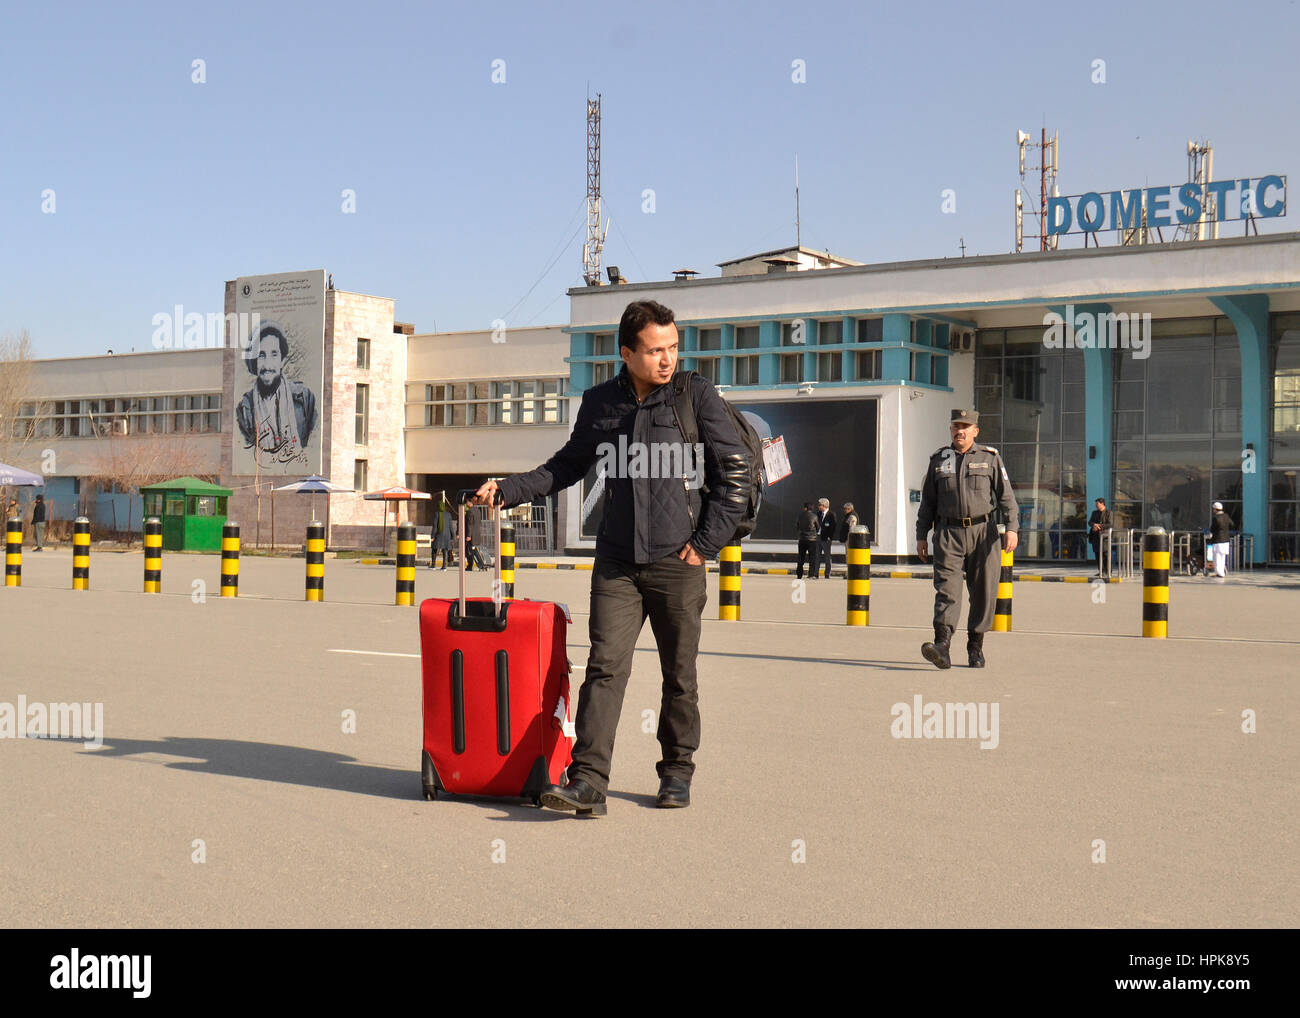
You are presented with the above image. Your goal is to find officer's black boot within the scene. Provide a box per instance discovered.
[921,624,953,670]
[967,631,986,668]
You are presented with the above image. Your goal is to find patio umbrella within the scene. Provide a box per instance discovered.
[1,462,44,519]
[271,475,353,545]
[364,485,432,553]
[0,462,44,487]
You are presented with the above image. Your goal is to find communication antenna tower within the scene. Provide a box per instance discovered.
[583,93,605,286]
[1015,127,1059,252]
[1174,140,1217,243]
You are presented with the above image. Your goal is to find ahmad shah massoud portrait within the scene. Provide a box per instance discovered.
[235,319,318,469]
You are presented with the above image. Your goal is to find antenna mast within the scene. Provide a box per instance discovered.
[795,155,801,250]
[583,93,603,286]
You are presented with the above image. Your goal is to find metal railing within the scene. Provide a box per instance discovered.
[476,503,553,553]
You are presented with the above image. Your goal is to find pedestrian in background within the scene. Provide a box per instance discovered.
[815,497,836,579]
[1088,497,1111,577]
[1208,500,1233,581]
[31,494,47,551]
[429,491,453,569]
[795,501,819,579]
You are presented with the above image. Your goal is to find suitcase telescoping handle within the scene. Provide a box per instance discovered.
[455,488,503,620]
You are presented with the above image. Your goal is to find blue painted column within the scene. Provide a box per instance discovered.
[1211,294,1269,563]
[720,324,735,386]
[569,332,593,393]
[841,314,856,381]
[759,320,780,386]
[803,316,817,382]
[882,314,911,383]
[680,324,698,372]
[932,323,950,387]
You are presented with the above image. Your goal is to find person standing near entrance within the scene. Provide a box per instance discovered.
[1208,500,1233,581]
[816,498,836,578]
[795,502,819,579]
[1088,497,1112,577]
[31,494,47,551]
[915,409,1019,669]
[429,491,453,569]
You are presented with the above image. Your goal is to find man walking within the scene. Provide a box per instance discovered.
[816,497,836,578]
[472,299,749,816]
[31,494,47,551]
[1208,500,1233,581]
[915,409,1019,669]
[795,502,819,579]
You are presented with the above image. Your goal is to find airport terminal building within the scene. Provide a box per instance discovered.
[7,232,1300,564]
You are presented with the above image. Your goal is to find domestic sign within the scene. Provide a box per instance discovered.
[1046,176,1285,236]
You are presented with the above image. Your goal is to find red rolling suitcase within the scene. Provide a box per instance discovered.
[419,496,574,803]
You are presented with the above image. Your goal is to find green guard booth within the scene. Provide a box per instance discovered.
[140,477,233,551]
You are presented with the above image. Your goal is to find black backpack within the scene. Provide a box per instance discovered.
[670,370,765,542]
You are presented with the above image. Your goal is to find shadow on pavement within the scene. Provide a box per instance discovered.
[74,736,414,800]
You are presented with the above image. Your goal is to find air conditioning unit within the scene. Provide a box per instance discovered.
[111,419,129,435]
[949,329,975,353]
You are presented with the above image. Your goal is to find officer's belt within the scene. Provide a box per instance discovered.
[939,513,992,528]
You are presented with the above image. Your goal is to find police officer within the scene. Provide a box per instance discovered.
[915,409,1019,669]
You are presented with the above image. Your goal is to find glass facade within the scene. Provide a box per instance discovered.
[1269,313,1300,562]
[976,315,1253,561]
[974,327,1087,559]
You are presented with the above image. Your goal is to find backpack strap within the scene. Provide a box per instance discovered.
[671,370,699,447]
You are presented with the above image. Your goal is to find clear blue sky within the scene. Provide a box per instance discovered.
[2,0,1297,357]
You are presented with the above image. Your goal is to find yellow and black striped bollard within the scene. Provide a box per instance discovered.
[991,530,1013,632]
[501,522,515,599]
[220,523,240,597]
[72,517,90,590]
[144,517,162,593]
[1141,527,1170,638]
[5,518,21,588]
[718,542,741,621]
[305,521,325,602]
[846,525,870,625]
[395,522,416,606]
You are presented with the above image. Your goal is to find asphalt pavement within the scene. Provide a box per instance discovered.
[0,549,1295,927]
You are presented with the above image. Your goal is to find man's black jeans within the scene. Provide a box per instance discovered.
[568,552,708,794]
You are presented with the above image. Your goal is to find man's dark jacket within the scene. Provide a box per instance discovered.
[817,509,837,542]
[797,509,819,539]
[1210,510,1232,544]
[497,366,749,562]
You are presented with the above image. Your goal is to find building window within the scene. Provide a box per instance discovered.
[857,319,883,343]
[818,320,843,346]
[733,326,760,386]
[817,351,843,382]
[355,384,369,445]
[408,378,568,427]
[15,392,220,439]
[354,459,368,492]
[855,350,881,381]
[357,337,371,369]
